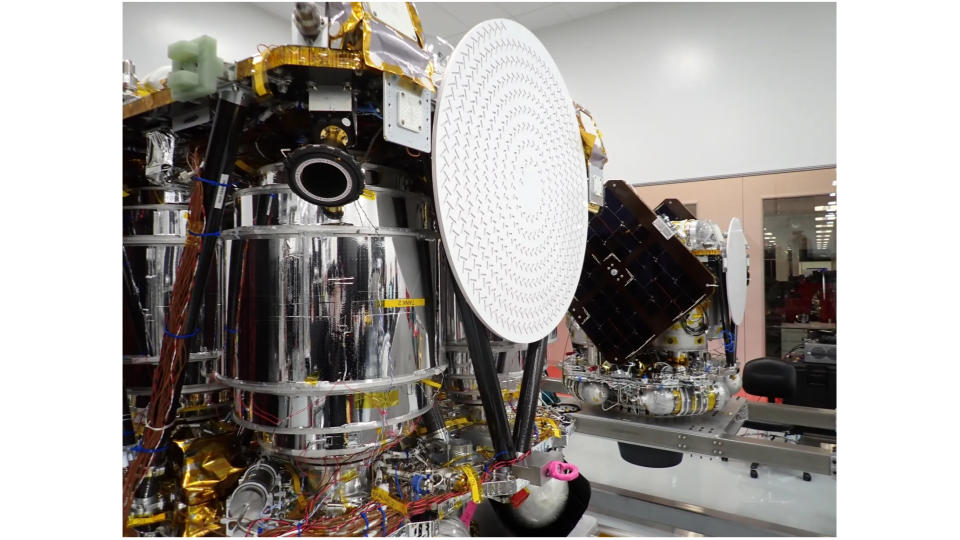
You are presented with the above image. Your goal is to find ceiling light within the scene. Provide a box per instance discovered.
[830,192,836,196]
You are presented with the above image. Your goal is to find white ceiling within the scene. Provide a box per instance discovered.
[252,2,625,43]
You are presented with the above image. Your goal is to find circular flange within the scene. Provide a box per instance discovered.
[432,19,588,343]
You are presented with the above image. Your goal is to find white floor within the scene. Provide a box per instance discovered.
[564,432,837,536]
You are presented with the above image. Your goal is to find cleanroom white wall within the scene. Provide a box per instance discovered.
[123,3,289,76]
[534,2,836,184]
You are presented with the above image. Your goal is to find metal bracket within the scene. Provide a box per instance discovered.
[382,72,432,152]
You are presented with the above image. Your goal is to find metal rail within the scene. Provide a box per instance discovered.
[541,377,836,475]
[589,482,828,537]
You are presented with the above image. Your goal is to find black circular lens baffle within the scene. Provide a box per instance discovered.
[285,144,363,207]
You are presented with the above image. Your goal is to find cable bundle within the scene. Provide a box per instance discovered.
[121,180,206,531]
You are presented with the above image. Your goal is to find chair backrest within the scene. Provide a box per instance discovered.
[743,357,797,401]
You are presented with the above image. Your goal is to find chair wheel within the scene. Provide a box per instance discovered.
[802,472,812,482]
[750,469,758,479]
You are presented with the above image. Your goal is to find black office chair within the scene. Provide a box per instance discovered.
[742,358,811,481]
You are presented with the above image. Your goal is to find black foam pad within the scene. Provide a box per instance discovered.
[617,442,684,468]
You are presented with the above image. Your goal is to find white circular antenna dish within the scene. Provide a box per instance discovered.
[432,19,588,343]
[725,218,748,326]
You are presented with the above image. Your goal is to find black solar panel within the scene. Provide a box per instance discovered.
[570,181,716,363]
[654,198,696,220]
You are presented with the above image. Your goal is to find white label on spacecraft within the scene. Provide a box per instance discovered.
[214,174,229,209]
[654,216,675,240]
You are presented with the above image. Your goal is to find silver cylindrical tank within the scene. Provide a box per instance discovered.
[122,185,228,424]
[217,182,443,463]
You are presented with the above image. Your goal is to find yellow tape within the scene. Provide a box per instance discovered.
[544,418,562,439]
[372,487,408,515]
[445,417,470,428]
[178,404,211,414]
[361,188,377,200]
[357,390,399,409]
[127,513,169,527]
[380,298,425,308]
[253,57,270,96]
[234,160,256,174]
[305,375,319,386]
[421,378,442,389]
[460,465,482,503]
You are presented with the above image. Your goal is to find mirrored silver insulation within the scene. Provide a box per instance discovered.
[217,183,444,463]
[122,186,227,421]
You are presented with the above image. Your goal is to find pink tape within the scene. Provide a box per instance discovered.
[460,501,478,526]
[543,460,580,482]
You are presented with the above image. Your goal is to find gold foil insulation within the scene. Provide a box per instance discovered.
[575,103,609,171]
[172,424,246,536]
[124,3,434,119]
[122,88,174,120]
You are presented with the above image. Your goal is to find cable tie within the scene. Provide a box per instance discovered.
[360,511,370,537]
[187,229,221,238]
[131,441,169,454]
[378,506,387,536]
[224,326,239,334]
[164,327,199,339]
[194,175,234,188]
[143,420,176,432]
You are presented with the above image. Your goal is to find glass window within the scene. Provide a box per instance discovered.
[763,194,836,358]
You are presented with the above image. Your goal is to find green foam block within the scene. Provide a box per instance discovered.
[167,35,224,102]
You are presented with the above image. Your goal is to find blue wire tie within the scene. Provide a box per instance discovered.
[723,330,737,352]
[164,327,199,339]
[194,176,233,188]
[224,326,239,335]
[297,522,302,537]
[131,442,169,454]
[378,506,387,536]
[360,512,370,537]
[187,229,221,238]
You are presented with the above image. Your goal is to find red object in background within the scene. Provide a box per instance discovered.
[784,274,836,323]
